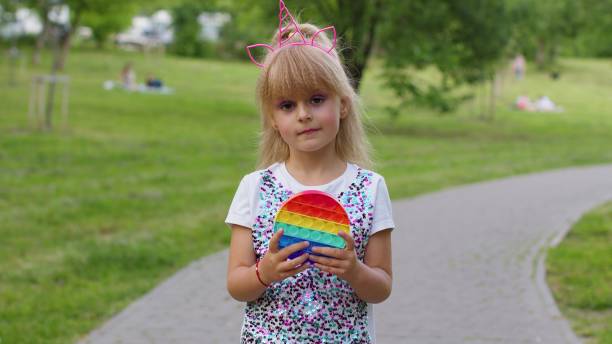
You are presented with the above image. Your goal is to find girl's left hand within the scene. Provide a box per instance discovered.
[309,231,361,283]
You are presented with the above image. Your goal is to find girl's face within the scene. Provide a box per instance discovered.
[270,90,347,154]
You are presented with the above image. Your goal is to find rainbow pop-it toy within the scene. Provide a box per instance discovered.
[273,190,350,260]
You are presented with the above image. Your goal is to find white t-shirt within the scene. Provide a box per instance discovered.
[225,161,395,235]
[225,161,395,342]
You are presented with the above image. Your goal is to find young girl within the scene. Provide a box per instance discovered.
[225,2,394,342]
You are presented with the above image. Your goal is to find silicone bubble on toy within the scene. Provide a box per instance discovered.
[273,190,350,264]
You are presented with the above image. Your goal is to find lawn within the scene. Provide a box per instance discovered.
[547,201,612,344]
[1,47,611,343]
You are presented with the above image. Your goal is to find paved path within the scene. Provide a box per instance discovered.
[79,164,612,344]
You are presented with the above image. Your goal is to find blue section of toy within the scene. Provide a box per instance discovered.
[279,235,338,261]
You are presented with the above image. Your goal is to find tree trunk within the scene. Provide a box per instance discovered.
[479,81,487,120]
[32,1,50,66]
[54,9,81,71]
[336,0,382,92]
[488,73,499,121]
[8,42,18,86]
[45,30,65,130]
[536,38,546,70]
[46,24,72,128]
[54,29,72,71]
[33,30,47,66]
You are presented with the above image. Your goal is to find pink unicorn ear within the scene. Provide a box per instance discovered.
[278,0,306,47]
[311,26,337,54]
[244,1,338,68]
[246,44,274,68]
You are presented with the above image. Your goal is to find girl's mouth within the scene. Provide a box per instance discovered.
[299,128,320,135]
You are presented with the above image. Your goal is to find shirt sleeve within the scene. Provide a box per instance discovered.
[224,174,253,230]
[371,176,395,235]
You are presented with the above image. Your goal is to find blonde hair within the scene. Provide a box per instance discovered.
[254,23,374,170]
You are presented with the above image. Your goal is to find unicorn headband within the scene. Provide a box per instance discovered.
[246,0,337,68]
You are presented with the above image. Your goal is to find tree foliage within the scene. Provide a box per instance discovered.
[506,0,587,69]
[81,2,137,47]
[232,0,512,112]
[15,0,610,116]
[26,0,144,69]
[169,0,220,58]
[379,0,511,113]
[170,2,205,57]
[573,0,612,57]
[0,0,18,26]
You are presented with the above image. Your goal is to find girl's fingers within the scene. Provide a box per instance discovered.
[279,252,310,271]
[268,229,284,254]
[311,246,343,259]
[338,231,355,251]
[314,263,342,275]
[279,240,310,261]
[284,261,310,277]
[309,254,342,268]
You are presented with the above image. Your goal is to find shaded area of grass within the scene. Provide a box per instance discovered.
[0,48,612,343]
[547,202,612,343]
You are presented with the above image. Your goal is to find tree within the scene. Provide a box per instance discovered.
[30,0,56,65]
[216,3,265,59]
[28,0,141,130]
[1,0,21,86]
[29,0,143,71]
[378,0,511,114]
[170,2,205,57]
[572,0,612,57]
[81,3,136,48]
[170,0,221,58]
[0,0,18,26]
[507,0,587,70]
[307,0,382,91]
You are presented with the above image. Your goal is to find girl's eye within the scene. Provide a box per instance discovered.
[311,95,326,104]
[279,101,294,111]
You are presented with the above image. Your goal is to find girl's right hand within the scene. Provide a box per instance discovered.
[258,229,310,285]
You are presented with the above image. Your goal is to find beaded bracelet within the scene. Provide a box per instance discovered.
[255,260,269,287]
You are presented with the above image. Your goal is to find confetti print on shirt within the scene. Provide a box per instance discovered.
[241,166,376,343]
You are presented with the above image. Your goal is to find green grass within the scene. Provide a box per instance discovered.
[547,202,612,344]
[0,47,611,343]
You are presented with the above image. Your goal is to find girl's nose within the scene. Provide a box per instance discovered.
[296,103,312,121]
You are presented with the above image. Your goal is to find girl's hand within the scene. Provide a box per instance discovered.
[258,229,310,285]
[309,231,361,283]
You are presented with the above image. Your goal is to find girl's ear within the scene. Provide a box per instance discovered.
[340,97,349,119]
